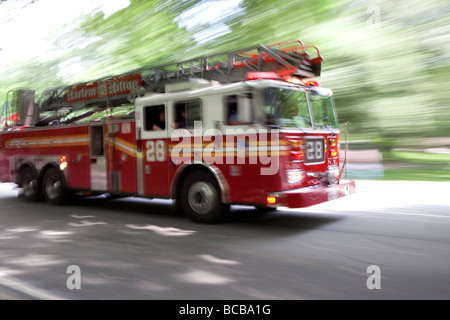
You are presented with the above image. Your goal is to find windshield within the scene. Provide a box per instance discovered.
[309,93,339,129]
[261,87,338,129]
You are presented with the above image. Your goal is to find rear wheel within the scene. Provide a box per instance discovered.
[20,168,41,201]
[180,171,229,223]
[42,167,69,205]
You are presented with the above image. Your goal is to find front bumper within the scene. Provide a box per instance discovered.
[268,180,356,208]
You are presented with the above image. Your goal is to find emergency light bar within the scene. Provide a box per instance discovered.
[246,72,321,88]
[304,80,320,87]
[245,72,281,81]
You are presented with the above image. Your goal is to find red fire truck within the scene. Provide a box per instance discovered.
[0,40,355,223]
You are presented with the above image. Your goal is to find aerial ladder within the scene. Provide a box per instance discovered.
[33,40,323,115]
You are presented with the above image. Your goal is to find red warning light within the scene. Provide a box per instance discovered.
[267,196,278,205]
[304,80,319,87]
[246,72,281,80]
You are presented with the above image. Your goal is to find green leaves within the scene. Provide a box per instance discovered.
[1,0,449,139]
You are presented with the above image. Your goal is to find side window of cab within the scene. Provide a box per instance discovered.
[225,94,253,125]
[172,99,202,129]
[144,104,166,131]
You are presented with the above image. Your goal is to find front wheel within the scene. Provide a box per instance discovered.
[42,167,69,205]
[180,171,229,223]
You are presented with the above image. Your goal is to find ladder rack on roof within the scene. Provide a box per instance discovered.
[39,40,322,111]
[139,40,322,89]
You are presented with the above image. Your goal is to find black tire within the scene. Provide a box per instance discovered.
[20,167,41,201]
[180,171,229,223]
[170,198,184,216]
[42,167,69,205]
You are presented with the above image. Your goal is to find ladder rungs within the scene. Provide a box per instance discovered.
[39,40,322,111]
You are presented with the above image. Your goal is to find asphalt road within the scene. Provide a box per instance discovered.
[1,180,450,300]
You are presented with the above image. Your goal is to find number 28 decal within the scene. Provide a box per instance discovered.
[146,140,165,162]
[305,140,324,162]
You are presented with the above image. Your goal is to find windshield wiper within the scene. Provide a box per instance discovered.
[315,124,332,128]
[314,123,338,130]
[314,124,338,136]
[279,121,309,135]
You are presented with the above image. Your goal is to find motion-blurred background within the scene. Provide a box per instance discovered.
[1,0,449,181]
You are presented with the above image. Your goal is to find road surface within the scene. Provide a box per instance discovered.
[1,180,450,300]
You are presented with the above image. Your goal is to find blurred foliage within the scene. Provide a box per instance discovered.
[382,150,450,182]
[1,0,449,145]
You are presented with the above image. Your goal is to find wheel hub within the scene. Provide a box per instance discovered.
[23,178,37,197]
[46,179,62,200]
[188,181,216,215]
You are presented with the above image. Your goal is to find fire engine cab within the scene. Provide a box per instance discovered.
[0,40,355,223]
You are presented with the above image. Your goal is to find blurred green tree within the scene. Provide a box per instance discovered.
[1,0,449,145]
[208,0,450,144]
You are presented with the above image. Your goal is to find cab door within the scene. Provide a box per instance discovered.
[135,103,170,197]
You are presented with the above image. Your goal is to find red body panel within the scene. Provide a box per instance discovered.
[106,121,138,193]
[0,120,354,208]
[282,180,355,208]
[142,138,170,197]
[0,125,90,188]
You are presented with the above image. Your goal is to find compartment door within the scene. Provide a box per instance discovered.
[90,125,107,191]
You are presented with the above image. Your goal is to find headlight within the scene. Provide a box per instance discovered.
[287,169,305,184]
[325,166,340,184]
